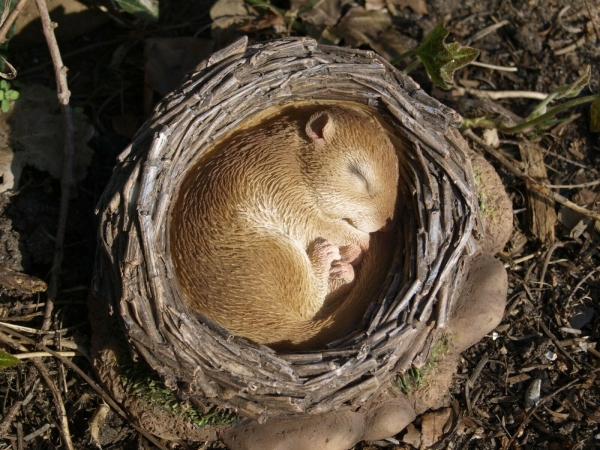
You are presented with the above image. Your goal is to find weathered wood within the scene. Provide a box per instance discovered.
[519,144,556,244]
[94,37,479,419]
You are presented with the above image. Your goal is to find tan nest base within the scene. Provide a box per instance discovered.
[93,37,479,420]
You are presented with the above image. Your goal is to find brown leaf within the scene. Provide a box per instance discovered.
[420,408,452,448]
[392,0,428,14]
[336,7,391,48]
[297,0,342,27]
[238,12,285,32]
[7,85,94,188]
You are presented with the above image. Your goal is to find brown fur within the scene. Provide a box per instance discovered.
[170,106,399,350]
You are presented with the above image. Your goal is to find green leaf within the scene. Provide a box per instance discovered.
[0,90,4,101]
[590,98,600,133]
[6,90,18,100]
[0,80,7,90]
[554,65,591,100]
[527,66,592,120]
[111,0,158,20]
[414,23,480,90]
[0,350,20,370]
[1,99,9,113]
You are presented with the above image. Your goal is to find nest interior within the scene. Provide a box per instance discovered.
[94,36,479,421]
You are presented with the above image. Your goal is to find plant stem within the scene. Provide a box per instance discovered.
[390,49,418,65]
[499,94,597,134]
[0,0,29,44]
[34,0,76,332]
[402,59,422,74]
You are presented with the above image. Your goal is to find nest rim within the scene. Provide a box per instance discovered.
[94,36,479,420]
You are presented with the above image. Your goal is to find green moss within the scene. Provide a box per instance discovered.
[392,334,450,394]
[473,170,496,219]
[120,363,237,428]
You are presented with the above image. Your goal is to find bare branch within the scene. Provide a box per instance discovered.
[33,0,76,331]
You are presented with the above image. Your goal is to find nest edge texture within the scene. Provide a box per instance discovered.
[93,36,480,420]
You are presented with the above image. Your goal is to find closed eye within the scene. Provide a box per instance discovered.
[349,165,371,193]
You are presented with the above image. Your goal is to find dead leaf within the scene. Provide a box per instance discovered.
[335,7,410,61]
[210,0,255,45]
[420,407,452,449]
[238,12,286,33]
[392,0,428,14]
[210,0,251,20]
[294,0,342,27]
[144,38,215,97]
[402,422,421,447]
[89,403,110,447]
[3,84,94,192]
[336,7,391,48]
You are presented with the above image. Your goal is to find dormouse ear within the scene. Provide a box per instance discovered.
[306,110,334,143]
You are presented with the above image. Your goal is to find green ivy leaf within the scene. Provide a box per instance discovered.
[0,90,4,101]
[111,0,158,20]
[590,97,600,133]
[554,65,591,100]
[415,23,480,90]
[1,98,9,113]
[6,90,18,100]
[0,350,20,370]
[0,80,7,90]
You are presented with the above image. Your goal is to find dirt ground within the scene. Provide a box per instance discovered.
[0,0,599,448]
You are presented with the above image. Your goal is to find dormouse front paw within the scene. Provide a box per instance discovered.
[308,238,342,278]
[339,244,363,266]
[329,260,355,283]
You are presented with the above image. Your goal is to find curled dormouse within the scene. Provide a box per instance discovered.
[170,105,399,350]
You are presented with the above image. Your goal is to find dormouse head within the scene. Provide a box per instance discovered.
[303,106,399,233]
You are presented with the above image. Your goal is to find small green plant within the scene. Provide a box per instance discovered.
[392,23,480,90]
[461,66,600,134]
[0,79,19,113]
[392,335,450,394]
[121,363,237,427]
[0,350,21,371]
[391,23,599,134]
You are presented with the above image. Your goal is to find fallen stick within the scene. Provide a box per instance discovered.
[463,129,600,223]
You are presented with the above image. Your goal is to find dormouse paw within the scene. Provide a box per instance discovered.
[308,239,341,274]
[339,244,363,266]
[329,260,355,283]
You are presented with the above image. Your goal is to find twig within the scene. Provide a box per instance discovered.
[546,179,600,189]
[466,19,510,44]
[538,242,565,289]
[0,399,23,437]
[464,129,600,222]
[469,61,518,72]
[501,140,598,173]
[566,268,598,306]
[506,377,583,449]
[0,323,170,450]
[554,36,586,56]
[0,0,29,44]
[31,360,74,450]
[14,351,79,359]
[33,0,76,332]
[23,424,51,442]
[453,87,547,100]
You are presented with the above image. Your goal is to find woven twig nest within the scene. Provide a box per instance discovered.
[94,37,479,421]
